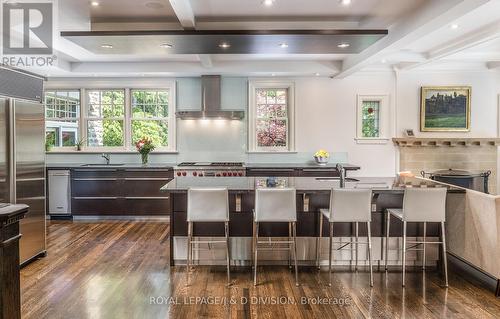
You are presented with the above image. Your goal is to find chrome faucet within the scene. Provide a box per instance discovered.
[336,163,346,188]
[101,153,110,165]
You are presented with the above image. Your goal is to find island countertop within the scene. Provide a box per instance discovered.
[160,176,462,193]
[244,162,360,170]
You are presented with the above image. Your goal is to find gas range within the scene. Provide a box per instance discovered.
[174,162,245,177]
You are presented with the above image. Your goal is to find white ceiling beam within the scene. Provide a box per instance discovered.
[198,55,213,68]
[486,61,500,69]
[334,0,491,78]
[168,0,196,29]
[401,20,500,70]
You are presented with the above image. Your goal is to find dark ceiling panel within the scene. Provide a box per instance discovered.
[61,29,387,55]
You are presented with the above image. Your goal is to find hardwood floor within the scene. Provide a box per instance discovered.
[20,220,500,319]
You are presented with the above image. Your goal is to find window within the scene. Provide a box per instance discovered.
[86,90,125,147]
[44,90,80,148]
[356,95,390,143]
[361,100,380,138]
[249,81,295,152]
[44,85,176,152]
[131,90,171,148]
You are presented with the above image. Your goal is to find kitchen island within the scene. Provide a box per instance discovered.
[162,176,461,267]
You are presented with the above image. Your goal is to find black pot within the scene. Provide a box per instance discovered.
[421,169,491,193]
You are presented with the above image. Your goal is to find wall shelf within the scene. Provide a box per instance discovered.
[392,138,500,147]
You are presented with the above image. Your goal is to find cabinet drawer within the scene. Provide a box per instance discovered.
[246,168,299,177]
[122,168,173,178]
[299,169,339,177]
[72,179,119,197]
[72,169,120,179]
[123,198,170,215]
[72,198,122,215]
[122,178,172,197]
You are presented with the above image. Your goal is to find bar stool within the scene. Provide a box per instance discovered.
[253,188,299,286]
[186,188,230,286]
[317,189,373,287]
[385,187,448,287]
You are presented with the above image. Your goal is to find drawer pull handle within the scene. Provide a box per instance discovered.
[124,197,169,200]
[73,197,118,200]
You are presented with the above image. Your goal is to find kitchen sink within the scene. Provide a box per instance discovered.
[80,163,125,167]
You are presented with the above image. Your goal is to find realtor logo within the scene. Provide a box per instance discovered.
[2,2,53,55]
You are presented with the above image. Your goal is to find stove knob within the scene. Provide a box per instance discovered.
[182,172,187,176]
[227,172,233,176]
[222,172,227,177]
[193,172,197,176]
[216,173,221,177]
[176,172,182,176]
[199,173,203,177]
[238,172,243,176]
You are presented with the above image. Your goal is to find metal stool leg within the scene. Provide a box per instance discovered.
[288,222,292,269]
[292,221,299,286]
[367,221,373,287]
[423,222,427,270]
[402,221,407,287]
[317,213,323,270]
[441,221,449,287]
[328,222,333,286]
[186,221,193,285]
[355,222,359,271]
[251,221,255,270]
[253,222,259,286]
[225,221,231,286]
[385,212,390,271]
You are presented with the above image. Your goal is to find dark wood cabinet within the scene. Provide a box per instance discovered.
[246,167,340,177]
[70,167,173,216]
[0,204,28,319]
[246,168,300,176]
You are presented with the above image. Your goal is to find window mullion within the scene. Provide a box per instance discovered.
[124,88,131,150]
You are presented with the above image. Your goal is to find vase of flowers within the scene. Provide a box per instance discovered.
[135,137,155,165]
[314,149,330,165]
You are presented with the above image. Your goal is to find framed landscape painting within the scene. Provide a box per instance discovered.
[420,86,471,131]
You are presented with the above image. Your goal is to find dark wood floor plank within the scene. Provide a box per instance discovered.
[20,220,500,319]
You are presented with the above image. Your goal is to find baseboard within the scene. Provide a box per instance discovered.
[448,252,498,296]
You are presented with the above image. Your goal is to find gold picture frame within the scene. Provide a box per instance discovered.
[420,86,471,132]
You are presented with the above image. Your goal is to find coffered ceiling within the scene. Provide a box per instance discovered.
[32,0,500,77]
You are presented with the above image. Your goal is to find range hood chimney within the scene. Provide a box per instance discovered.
[176,75,245,120]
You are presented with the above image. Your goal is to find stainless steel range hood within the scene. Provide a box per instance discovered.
[176,75,244,120]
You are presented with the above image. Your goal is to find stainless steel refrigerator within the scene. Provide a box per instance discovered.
[0,66,46,265]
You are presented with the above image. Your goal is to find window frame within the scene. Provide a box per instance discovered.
[130,88,175,151]
[84,88,127,151]
[248,80,296,152]
[355,94,390,144]
[44,83,176,153]
[44,89,81,151]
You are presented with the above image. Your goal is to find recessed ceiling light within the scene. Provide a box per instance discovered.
[337,43,350,48]
[271,73,276,76]
[450,24,459,30]
[339,0,352,5]
[91,1,99,7]
[315,73,320,76]
[279,43,289,48]
[101,44,113,49]
[381,59,387,63]
[219,42,231,49]
[160,43,173,48]
[262,0,275,6]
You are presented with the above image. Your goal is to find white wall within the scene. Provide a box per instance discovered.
[292,74,396,177]
[396,70,500,137]
[45,69,500,177]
